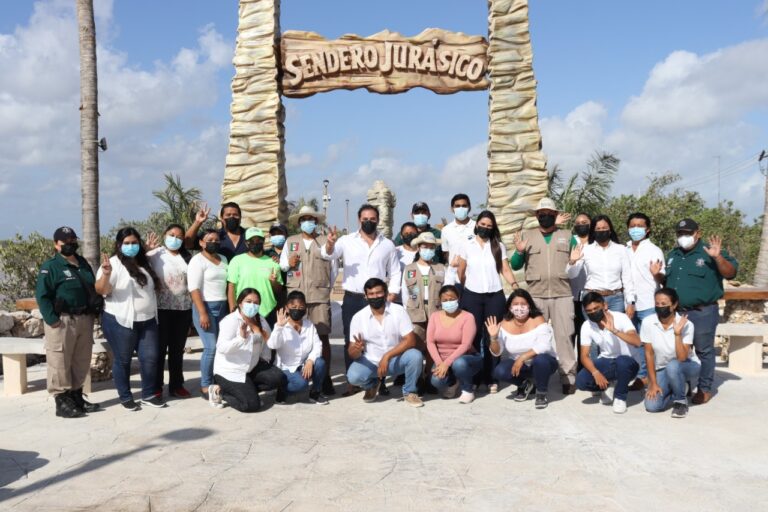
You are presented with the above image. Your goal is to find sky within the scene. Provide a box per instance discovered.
[0,0,767,238]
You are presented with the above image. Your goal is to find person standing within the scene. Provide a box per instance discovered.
[185,202,247,262]
[393,202,444,263]
[570,213,591,369]
[440,194,476,266]
[266,222,289,311]
[510,198,577,394]
[665,218,737,405]
[35,226,101,418]
[395,222,420,273]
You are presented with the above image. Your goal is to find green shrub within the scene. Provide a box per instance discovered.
[0,232,55,309]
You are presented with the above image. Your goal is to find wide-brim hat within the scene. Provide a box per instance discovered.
[529,197,560,214]
[410,231,441,248]
[289,205,326,224]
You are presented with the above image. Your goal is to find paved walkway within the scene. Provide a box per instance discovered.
[1,343,767,511]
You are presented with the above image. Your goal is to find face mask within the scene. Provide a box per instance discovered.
[361,220,378,235]
[241,302,260,318]
[413,214,429,227]
[270,235,286,248]
[628,227,647,242]
[677,235,695,250]
[300,220,317,235]
[165,235,182,251]
[475,227,493,240]
[60,242,79,257]
[511,305,529,320]
[587,309,605,323]
[453,207,469,221]
[224,217,240,232]
[574,224,590,237]
[249,242,264,254]
[204,241,220,254]
[288,308,306,321]
[594,230,611,243]
[367,295,386,310]
[537,214,556,229]
[121,243,140,258]
[442,300,459,314]
[655,306,673,319]
[419,248,436,261]
[402,233,417,246]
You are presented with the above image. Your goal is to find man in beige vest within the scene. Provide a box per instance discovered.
[510,198,578,394]
[280,206,337,395]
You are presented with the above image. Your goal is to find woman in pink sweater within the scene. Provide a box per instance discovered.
[426,285,480,403]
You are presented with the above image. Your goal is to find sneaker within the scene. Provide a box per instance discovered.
[561,384,576,395]
[671,402,688,418]
[442,381,460,399]
[140,395,168,408]
[513,380,535,402]
[612,398,627,414]
[404,393,424,408]
[378,379,390,396]
[208,384,223,409]
[458,391,475,404]
[121,399,141,411]
[535,393,549,409]
[170,387,191,399]
[691,390,712,405]
[600,384,615,405]
[488,383,499,394]
[322,375,336,396]
[363,387,378,403]
[308,391,329,405]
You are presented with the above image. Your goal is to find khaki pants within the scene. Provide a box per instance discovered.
[43,314,94,395]
[533,297,576,385]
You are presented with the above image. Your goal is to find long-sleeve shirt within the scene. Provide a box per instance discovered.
[626,239,665,311]
[214,311,271,383]
[320,231,401,294]
[566,241,636,305]
[266,320,323,372]
[425,310,477,366]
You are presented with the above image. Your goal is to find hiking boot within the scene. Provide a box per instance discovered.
[404,393,424,408]
[309,391,329,405]
[671,402,689,418]
[140,395,168,408]
[121,399,141,411]
[363,387,378,403]
[513,380,535,402]
[535,393,549,409]
[71,389,100,413]
[55,392,85,418]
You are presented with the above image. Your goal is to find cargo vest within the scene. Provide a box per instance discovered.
[523,228,572,298]
[284,234,332,304]
[403,261,447,323]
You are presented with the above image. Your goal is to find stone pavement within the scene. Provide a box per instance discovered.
[1,342,768,512]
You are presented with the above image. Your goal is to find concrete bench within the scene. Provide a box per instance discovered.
[716,323,767,374]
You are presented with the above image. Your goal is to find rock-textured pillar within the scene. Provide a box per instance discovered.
[367,180,397,239]
[222,0,288,228]
[487,0,547,245]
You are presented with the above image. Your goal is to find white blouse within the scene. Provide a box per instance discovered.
[214,311,272,383]
[187,253,228,302]
[456,236,508,293]
[97,255,157,329]
[491,322,558,360]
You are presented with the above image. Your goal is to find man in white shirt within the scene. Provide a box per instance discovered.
[575,292,641,414]
[346,278,424,407]
[440,193,476,265]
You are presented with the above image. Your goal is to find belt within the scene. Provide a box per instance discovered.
[680,302,717,312]
[585,288,623,297]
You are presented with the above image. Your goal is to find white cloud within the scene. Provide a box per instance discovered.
[286,152,313,169]
[440,142,487,190]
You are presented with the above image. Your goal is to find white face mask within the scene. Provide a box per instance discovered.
[677,235,695,250]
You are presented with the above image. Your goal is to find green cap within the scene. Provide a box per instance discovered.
[245,227,265,240]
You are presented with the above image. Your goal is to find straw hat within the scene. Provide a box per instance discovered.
[289,205,326,224]
[410,231,441,248]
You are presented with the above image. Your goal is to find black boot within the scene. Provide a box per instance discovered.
[72,388,101,413]
[55,392,85,418]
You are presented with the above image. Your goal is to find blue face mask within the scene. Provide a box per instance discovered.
[164,235,182,251]
[442,300,459,314]
[121,243,140,258]
[628,227,647,242]
[270,235,286,248]
[454,207,469,221]
[419,248,436,262]
[241,302,260,318]
[300,220,317,235]
[413,213,429,227]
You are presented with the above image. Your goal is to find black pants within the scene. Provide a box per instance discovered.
[214,360,286,412]
[156,309,192,391]
[573,299,587,371]
[460,289,506,386]
[341,291,369,370]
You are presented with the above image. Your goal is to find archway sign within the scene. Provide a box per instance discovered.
[222,0,547,245]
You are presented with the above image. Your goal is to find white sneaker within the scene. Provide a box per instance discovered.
[458,391,475,404]
[612,398,627,414]
[600,384,615,405]
[488,383,499,394]
[442,381,460,399]
[209,384,223,409]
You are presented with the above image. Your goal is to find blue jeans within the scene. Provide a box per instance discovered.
[347,349,424,395]
[493,353,558,393]
[632,307,655,379]
[192,300,228,388]
[102,312,160,402]
[430,354,483,393]
[576,355,639,401]
[686,304,719,393]
[283,357,327,395]
[644,359,701,412]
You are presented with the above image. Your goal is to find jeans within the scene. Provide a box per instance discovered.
[430,354,483,393]
[347,349,424,395]
[102,312,160,402]
[644,359,701,412]
[192,300,228,388]
[686,304,719,393]
[341,292,369,371]
[214,359,286,412]
[631,307,655,379]
[283,357,327,395]
[493,353,558,393]
[156,309,192,391]
[576,355,639,401]
[460,289,506,386]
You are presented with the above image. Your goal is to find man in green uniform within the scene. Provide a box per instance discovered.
[665,218,737,405]
[35,227,101,418]
[393,202,444,263]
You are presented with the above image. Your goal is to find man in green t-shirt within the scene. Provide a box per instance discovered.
[227,228,284,328]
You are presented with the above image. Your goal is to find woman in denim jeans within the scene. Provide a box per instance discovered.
[95,227,165,411]
[188,229,229,400]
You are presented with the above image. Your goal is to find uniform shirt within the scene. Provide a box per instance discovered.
[35,253,96,325]
[320,231,401,294]
[187,253,228,302]
[441,219,476,259]
[278,237,339,294]
[491,323,558,360]
[456,235,508,293]
[349,302,414,365]
[567,241,636,305]
[640,313,699,369]
[214,311,271,383]
[227,254,284,317]
[626,239,665,311]
[266,320,323,372]
[147,247,191,311]
[580,311,636,359]
[665,240,738,309]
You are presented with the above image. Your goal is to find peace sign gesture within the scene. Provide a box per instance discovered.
[327,226,339,245]
[649,259,663,277]
[673,314,688,336]
[195,202,211,224]
[100,253,112,275]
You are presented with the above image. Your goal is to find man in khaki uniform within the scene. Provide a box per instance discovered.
[35,227,101,417]
[280,206,337,395]
[510,198,578,394]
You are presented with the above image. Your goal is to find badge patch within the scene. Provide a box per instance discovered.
[407,270,416,279]
[63,270,72,277]
[696,258,705,267]
[290,242,298,252]
[667,258,674,266]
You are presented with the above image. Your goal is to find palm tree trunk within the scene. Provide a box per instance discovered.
[77,0,100,272]
[753,172,768,286]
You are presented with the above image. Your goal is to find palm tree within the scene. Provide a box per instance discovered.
[753,151,768,286]
[77,0,100,271]
[152,173,203,229]
[548,151,619,217]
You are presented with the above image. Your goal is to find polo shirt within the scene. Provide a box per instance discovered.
[580,311,636,359]
[441,219,476,259]
[349,303,414,365]
[640,313,699,369]
[35,253,95,325]
[665,240,738,309]
[227,254,284,316]
[456,235,508,293]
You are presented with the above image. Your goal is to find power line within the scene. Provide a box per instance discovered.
[676,152,761,189]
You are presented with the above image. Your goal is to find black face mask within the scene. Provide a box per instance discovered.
[655,306,673,319]
[249,242,264,254]
[587,309,605,323]
[288,308,306,321]
[367,296,386,310]
[402,234,417,246]
[204,242,220,254]
[574,224,590,237]
[475,227,493,240]
[224,217,240,232]
[594,230,611,243]
[361,220,378,235]
[537,214,556,229]
[60,242,79,257]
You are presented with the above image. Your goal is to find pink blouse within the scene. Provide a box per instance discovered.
[426,310,477,366]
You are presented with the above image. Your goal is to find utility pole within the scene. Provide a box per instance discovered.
[716,155,721,206]
[751,150,768,286]
[322,179,330,220]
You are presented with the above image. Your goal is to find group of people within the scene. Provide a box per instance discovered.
[35,192,737,420]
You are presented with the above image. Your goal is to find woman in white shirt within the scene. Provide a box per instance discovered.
[95,227,165,411]
[147,224,193,399]
[209,288,286,412]
[188,228,229,399]
[486,289,559,409]
[266,291,328,405]
[642,288,700,419]
[455,210,518,392]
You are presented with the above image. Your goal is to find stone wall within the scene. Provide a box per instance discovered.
[719,299,768,361]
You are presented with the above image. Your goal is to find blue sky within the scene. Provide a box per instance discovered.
[0,0,766,238]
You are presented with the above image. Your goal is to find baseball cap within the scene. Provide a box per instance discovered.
[245,227,265,240]
[676,218,699,232]
[411,202,430,214]
[53,226,78,242]
[269,223,288,235]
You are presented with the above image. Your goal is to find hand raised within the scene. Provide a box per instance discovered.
[601,310,615,332]
[485,316,500,338]
[649,259,663,276]
[276,307,289,327]
[673,314,688,336]
[556,212,571,226]
[327,226,338,245]
[569,243,584,264]
[100,253,112,275]
[195,202,211,224]
[513,229,528,254]
[145,231,159,251]
[289,253,301,268]
[705,235,722,258]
